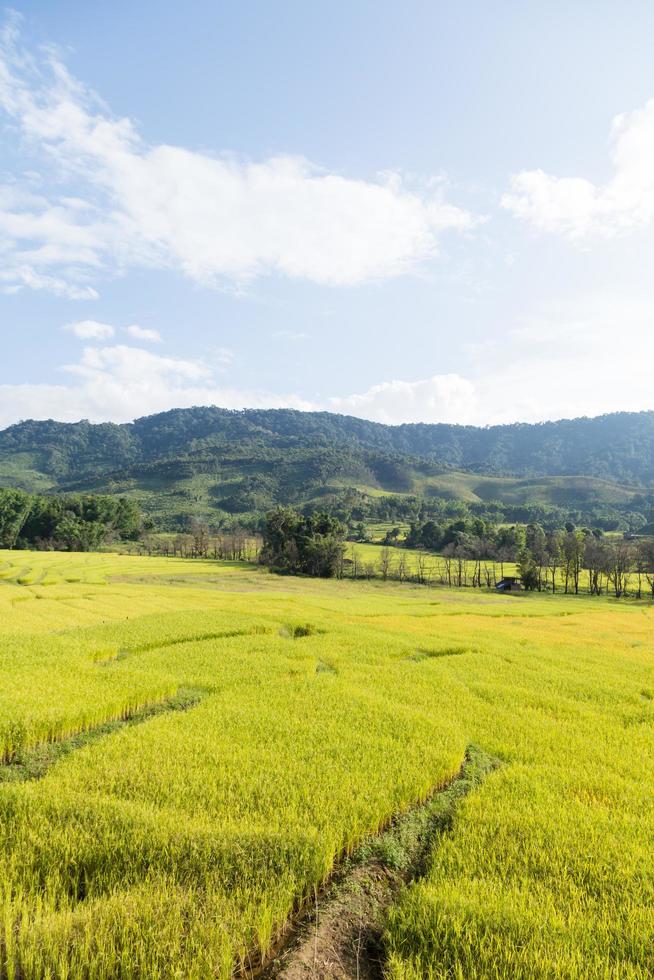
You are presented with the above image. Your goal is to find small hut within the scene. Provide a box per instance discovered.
[495,575,523,592]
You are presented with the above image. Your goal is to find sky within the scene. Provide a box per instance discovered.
[2,0,654,430]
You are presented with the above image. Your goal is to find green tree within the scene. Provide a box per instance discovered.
[518,551,540,591]
[0,489,33,548]
[261,508,346,577]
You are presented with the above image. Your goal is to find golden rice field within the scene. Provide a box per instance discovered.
[0,549,653,978]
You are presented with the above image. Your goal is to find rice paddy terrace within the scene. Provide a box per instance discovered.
[0,550,653,978]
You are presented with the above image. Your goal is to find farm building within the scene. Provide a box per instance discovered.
[495,576,524,592]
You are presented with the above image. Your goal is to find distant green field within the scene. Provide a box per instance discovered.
[349,540,517,578]
[0,549,652,977]
[325,470,642,506]
[364,521,411,541]
[416,471,643,505]
[0,452,55,492]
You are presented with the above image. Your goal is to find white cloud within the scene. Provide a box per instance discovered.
[503,98,654,238]
[63,319,115,340]
[2,291,654,429]
[0,179,107,298]
[273,329,309,341]
[331,293,654,425]
[0,344,313,429]
[125,324,161,343]
[330,374,478,425]
[0,263,99,300]
[0,20,479,297]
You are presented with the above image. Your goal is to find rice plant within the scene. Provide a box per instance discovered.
[0,549,652,977]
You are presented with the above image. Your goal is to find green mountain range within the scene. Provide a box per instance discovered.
[1,407,653,528]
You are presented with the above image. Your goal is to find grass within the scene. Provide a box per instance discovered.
[364,521,411,542]
[328,471,643,507]
[0,549,652,978]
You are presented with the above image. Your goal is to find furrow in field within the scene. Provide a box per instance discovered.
[0,687,206,781]
[92,625,272,664]
[254,745,499,980]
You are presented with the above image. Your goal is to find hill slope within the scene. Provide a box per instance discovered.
[0,407,653,526]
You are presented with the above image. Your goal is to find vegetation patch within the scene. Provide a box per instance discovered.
[280,623,322,639]
[407,645,474,662]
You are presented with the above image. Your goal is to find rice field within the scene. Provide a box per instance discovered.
[0,549,653,978]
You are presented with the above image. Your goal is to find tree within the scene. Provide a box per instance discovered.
[260,508,346,578]
[0,489,32,548]
[605,539,634,598]
[190,520,210,557]
[545,531,563,593]
[419,520,442,551]
[518,552,540,591]
[637,538,654,598]
[562,530,584,594]
[354,522,368,542]
[378,546,393,581]
[7,490,143,551]
[54,516,108,552]
[583,537,609,595]
[525,523,547,590]
[415,552,431,585]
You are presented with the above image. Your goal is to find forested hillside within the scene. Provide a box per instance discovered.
[2,407,654,482]
[0,407,653,529]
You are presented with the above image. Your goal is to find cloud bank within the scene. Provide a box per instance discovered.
[0,343,313,429]
[330,374,478,425]
[3,290,652,430]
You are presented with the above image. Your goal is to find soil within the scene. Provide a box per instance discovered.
[253,744,499,980]
[260,863,393,979]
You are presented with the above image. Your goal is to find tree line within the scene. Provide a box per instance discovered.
[6,406,654,485]
[0,489,142,551]
[260,508,654,598]
[376,517,654,598]
[133,521,262,561]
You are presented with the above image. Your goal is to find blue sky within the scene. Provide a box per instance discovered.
[2,1,654,428]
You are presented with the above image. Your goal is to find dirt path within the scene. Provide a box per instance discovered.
[256,745,499,980]
[261,865,390,979]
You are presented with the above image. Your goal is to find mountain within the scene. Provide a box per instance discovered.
[1,407,653,528]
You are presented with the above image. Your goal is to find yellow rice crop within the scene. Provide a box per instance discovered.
[0,549,652,978]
